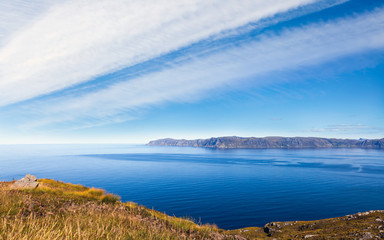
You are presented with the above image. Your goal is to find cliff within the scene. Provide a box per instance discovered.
[147,136,384,149]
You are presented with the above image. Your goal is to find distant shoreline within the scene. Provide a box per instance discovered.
[147,136,384,149]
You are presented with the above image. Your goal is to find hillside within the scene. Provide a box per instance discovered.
[1,176,384,239]
[147,136,384,149]
[0,177,230,240]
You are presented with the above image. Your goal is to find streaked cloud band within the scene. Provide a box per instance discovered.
[17,7,384,128]
[0,0,317,106]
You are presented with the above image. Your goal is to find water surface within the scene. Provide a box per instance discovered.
[0,144,383,229]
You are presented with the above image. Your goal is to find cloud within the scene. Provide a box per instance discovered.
[17,7,384,129]
[0,0,59,46]
[310,124,384,133]
[0,0,319,106]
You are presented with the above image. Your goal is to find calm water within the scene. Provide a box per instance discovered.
[0,144,383,229]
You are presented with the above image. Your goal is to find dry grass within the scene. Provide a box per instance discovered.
[36,178,120,203]
[0,180,238,240]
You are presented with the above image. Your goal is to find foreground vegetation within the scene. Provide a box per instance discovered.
[1,178,383,239]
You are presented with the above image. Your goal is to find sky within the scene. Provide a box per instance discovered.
[0,0,383,144]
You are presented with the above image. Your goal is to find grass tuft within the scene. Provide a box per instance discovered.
[101,193,120,204]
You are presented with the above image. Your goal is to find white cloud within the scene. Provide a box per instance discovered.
[19,7,384,128]
[310,124,384,133]
[0,0,59,46]
[0,0,317,106]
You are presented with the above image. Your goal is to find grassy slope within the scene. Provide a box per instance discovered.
[1,179,383,240]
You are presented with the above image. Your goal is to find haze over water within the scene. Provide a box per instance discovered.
[1,144,383,229]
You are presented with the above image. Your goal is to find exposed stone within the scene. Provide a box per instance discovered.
[347,215,355,220]
[358,212,371,217]
[264,226,272,234]
[264,222,282,236]
[11,174,39,189]
[361,232,374,239]
[304,235,318,238]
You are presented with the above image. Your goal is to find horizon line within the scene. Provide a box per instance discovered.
[1,135,383,145]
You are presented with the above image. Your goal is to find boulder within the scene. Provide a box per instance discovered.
[11,174,39,189]
[264,222,281,236]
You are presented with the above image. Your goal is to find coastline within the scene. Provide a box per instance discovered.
[147,136,384,150]
[1,176,383,239]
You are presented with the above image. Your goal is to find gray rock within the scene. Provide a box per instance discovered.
[264,222,282,236]
[361,232,374,239]
[304,235,318,239]
[11,174,39,189]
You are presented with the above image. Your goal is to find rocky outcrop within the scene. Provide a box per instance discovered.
[147,136,384,149]
[258,210,384,239]
[11,174,39,189]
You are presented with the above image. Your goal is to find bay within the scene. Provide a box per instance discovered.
[0,144,383,229]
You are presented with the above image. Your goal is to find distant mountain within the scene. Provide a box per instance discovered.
[147,136,384,149]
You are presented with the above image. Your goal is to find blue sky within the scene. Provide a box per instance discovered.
[0,0,383,144]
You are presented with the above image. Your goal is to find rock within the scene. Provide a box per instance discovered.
[264,226,272,234]
[304,235,318,238]
[347,215,355,220]
[361,232,374,240]
[358,212,370,217]
[24,174,37,182]
[11,174,39,189]
[264,222,282,236]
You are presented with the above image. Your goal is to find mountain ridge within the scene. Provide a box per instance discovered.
[147,136,384,149]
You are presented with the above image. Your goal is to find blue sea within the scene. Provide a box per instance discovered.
[0,144,383,229]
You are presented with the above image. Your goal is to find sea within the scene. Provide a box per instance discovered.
[0,144,383,229]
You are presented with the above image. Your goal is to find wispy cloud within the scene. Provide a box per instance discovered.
[0,0,319,106]
[310,124,384,134]
[0,0,59,46]
[17,7,384,129]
